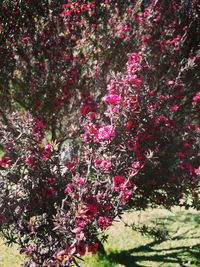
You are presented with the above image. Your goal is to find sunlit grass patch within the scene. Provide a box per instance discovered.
[0,239,23,267]
[82,208,200,267]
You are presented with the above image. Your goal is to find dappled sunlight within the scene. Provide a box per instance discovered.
[83,208,200,267]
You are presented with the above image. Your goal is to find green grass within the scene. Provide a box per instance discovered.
[82,207,200,267]
[0,239,23,267]
[0,207,199,266]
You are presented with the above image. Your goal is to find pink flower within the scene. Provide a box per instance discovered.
[25,154,35,167]
[47,177,56,183]
[94,159,112,171]
[80,104,91,115]
[179,162,193,175]
[75,217,87,228]
[94,159,102,168]
[102,94,121,104]
[62,4,71,9]
[41,144,52,160]
[125,120,133,130]
[100,160,112,171]
[192,92,200,105]
[96,192,103,199]
[167,80,174,86]
[185,162,194,175]
[159,94,166,101]
[21,36,32,43]
[64,183,73,193]
[132,161,142,169]
[81,200,97,220]
[87,112,96,120]
[141,36,148,43]
[97,216,111,229]
[113,176,125,191]
[183,141,190,148]
[45,143,51,150]
[22,245,33,255]
[194,167,200,176]
[0,156,12,167]
[118,33,124,39]
[121,188,133,201]
[72,227,82,234]
[33,118,45,138]
[178,152,185,159]
[148,90,155,96]
[81,132,88,142]
[170,105,179,112]
[98,125,115,141]
[76,177,85,185]
[107,79,116,91]
[65,161,74,169]
[193,94,199,102]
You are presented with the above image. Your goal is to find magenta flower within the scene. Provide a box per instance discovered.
[0,156,12,167]
[98,125,115,141]
[81,203,97,220]
[113,176,125,191]
[76,177,85,185]
[170,105,179,112]
[167,80,174,86]
[102,94,121,104]
[64,183,73,193]
[132,161,142,169]
[194,167,200,176]
[40,144,52,160]
[94,159,112,171]
[97,216,111,229]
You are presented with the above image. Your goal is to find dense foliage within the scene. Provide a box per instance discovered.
[0,0,200,266]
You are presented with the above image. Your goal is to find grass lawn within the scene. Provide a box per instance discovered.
[0,239,23,267]
[0,207,199,267]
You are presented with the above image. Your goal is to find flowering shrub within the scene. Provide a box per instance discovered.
[0,112,137,266]
[0,0,200,266]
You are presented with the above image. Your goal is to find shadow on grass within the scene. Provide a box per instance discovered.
[108,241,200,267]
[157,211,200,240]
[160,211,200,225]
[106,211,200,267]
